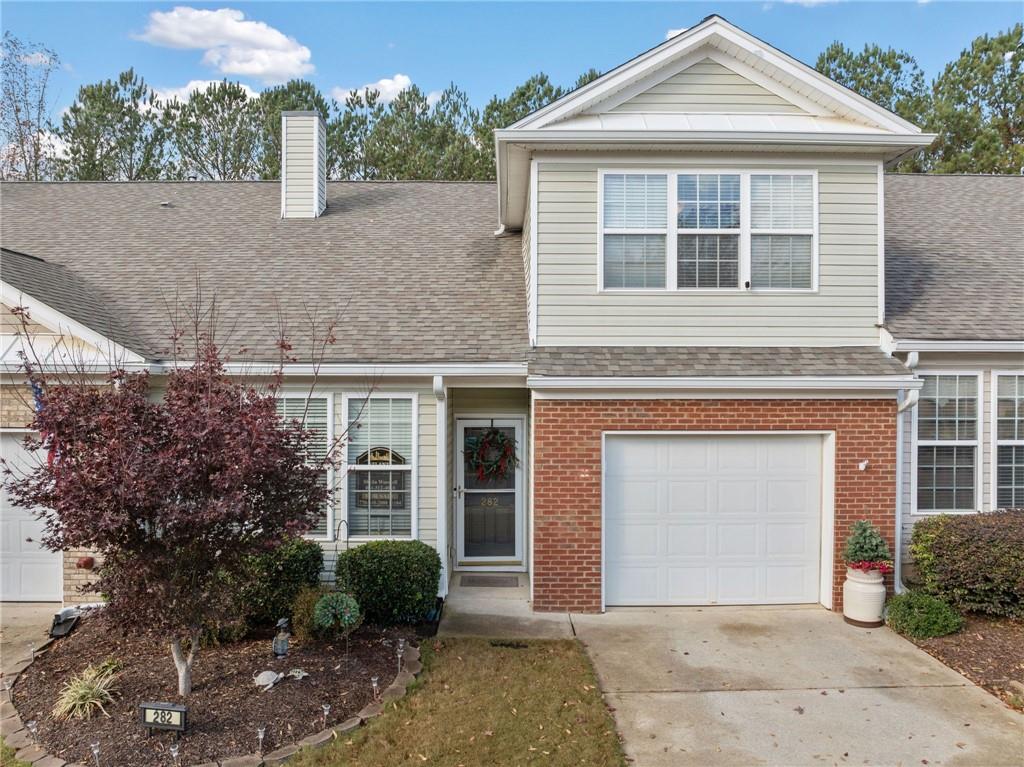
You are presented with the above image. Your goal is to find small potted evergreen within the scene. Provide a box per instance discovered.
[842,520,892,627]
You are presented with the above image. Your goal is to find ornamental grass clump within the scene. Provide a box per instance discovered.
[844,520,893,573]
[313,592,362,639]
[52,659,120,720]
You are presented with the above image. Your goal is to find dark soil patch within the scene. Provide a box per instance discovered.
[910,615,1024,710]
[12,614,414,767]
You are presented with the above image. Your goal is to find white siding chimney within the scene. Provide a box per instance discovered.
[280,111,327,219]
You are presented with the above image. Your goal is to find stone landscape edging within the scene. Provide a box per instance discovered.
[2,640,424,767]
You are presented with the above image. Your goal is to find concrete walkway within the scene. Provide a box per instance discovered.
[573,606,1024,767]
[1,603,54,675]
[437,575,573,639]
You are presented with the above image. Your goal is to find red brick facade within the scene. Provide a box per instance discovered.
[532,399,897,613]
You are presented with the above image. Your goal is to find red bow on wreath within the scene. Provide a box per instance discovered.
[464,428,520,483]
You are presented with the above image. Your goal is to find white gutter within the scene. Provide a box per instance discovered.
[527,375,924,391]
[495,129,936,149]
[894,354,921,593]
[890,339,1024,353]
[3,361,530,378]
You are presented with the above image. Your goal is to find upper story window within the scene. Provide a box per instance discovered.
[601,174,667,289]
[600,170,817,292]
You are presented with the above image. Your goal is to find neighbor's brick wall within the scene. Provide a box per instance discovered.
[0,383,35,429]
[532,399,897,613]
[63,550,103,604]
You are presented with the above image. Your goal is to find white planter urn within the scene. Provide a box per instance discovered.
[843,567,886,627]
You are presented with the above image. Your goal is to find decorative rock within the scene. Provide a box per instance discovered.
[190,762,219,766]
[333,717,361,734]
[5,728,31,749]
[357,701,384,720]
[14,745,47,764]
[402,645,420,662]
[1,715,24,736]
[394,669,415,688]
[298,729,334,749]
[261,744,299,764]
[404,659,423,675]
[34,756,66,767]
[219,755,264,767]
[1008,680,1024,696]
[381,684,405,702]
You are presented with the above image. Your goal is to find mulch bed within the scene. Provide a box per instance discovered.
[909,615,1024,710]
[12,614,415,766]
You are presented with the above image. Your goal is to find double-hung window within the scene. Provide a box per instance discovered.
[677,174,740,289]
[916,374,980,512]
[994,373,1024,509]
[277,395,332,539]
[750,174,814,289]
[601,170,816,291]
[601,174,667,289]
[346,395,415,538]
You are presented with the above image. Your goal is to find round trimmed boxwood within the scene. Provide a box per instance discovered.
[237,536,323,626]
[335,540,441,625]
[885,592,964,639]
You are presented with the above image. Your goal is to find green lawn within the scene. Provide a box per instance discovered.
[289,638,626,767]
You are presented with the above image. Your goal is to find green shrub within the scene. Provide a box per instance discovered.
[291,584,328,642]
[52,659,120,720]
[335,540,441,625]
[237,537,323,626]
[910,510,1024,617]
[885,592,964,638]
[313,592,363,638]
[843,520,891,563]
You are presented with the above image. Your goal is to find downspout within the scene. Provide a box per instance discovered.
[433,375,449,598]
[893,352,921,593]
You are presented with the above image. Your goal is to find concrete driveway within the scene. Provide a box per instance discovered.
[572,606,1024,767]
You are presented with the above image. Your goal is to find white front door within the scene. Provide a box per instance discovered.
[1,433,62,601]
[604,434,823,606]
[456,418,525,570]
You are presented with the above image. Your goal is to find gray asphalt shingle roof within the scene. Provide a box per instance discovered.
[884,174,1024,341]
[1,181,528,363]
[527,346,910,377]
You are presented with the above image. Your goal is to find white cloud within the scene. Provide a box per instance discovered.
[332,73,440,106]
[665,27,688,40]
[153,79,259,105]
[137,7,313,85]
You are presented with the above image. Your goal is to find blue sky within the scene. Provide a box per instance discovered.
[3,2,1021,113]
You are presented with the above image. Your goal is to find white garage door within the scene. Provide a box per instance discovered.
[605,434,822,606]
[1,433,62,601]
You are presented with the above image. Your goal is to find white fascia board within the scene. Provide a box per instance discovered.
[512,17,923,135]
[0,281,145,364]
[494,129,935,150]
[527,375,923,391]
[211,361,529,377]
[890,339,1024,353]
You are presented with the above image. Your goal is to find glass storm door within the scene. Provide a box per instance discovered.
[456,418,524,568]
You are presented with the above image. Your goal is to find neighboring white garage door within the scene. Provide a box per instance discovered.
[604,434,823,606]
[1,433,62,601]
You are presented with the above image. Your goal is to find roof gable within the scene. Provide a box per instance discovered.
[607,57,808,115]
[513,16,922,135]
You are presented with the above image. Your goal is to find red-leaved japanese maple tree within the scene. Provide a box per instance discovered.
[3,343,329,696]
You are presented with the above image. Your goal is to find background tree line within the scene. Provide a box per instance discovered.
[2,25,1020,182]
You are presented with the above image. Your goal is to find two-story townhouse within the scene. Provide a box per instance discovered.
[2,16,1021,614]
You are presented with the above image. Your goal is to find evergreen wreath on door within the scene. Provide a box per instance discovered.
[464,427,520,483]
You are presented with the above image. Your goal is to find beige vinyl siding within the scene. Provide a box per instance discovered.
[521,184,534,340]
[282,115,317,218]
[534,157,880,346]
[610,59,806,114]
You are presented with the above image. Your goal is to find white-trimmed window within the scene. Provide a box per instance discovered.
[600,169,817,292]
[346,395,416,538]
[994,373,1024,509]
[677,173,740,289]
[750,174,814,289]
[277,395,332,539]
[916,374,980,512]
[601,173,667,289]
